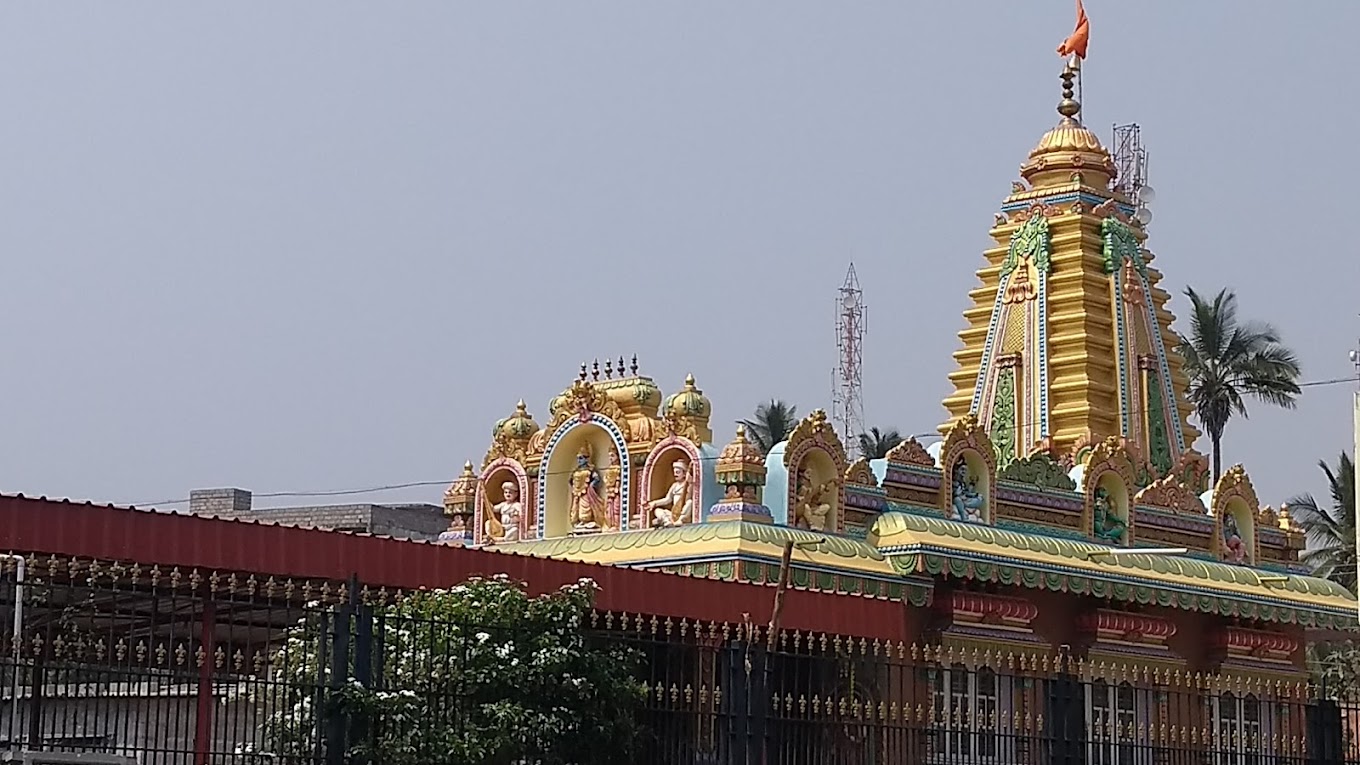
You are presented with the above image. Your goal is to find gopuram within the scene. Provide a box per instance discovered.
[436,53,1357,683]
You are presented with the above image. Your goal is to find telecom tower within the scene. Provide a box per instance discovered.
[1112,123,1156,221]
[833,263,866,455]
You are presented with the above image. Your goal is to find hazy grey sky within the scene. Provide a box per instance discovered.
[3,2,1356,512]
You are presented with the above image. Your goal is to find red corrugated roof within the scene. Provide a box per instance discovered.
[0,494,908,640]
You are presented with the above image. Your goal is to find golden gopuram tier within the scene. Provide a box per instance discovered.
[436,60,1357,679]
[940,67,1199,482]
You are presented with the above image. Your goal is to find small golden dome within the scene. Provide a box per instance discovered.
[716,424,767,479]
[494,400,538,441]
[443,461,477,513]
[1019,67,1116,190]
[599,375,663,417]
[665,374,711,420]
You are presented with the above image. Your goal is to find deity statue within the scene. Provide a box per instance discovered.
[950,460,986,523]
[1091,486,1127,543]
[1222,513,1246,563]
[494,481,523,543]
[792,468,835,532]
[648,459,694,528]
[570,443,612,533]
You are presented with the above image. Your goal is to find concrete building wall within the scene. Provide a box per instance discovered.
[187,487,447,541]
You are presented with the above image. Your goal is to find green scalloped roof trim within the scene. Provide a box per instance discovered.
[876,512,1356,629]
[888,503,1092,545]
[642,548,930,605]
[505,520,887,564]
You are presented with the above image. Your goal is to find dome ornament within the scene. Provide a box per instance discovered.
[1058,66,1081,122]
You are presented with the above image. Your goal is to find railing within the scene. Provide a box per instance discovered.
[1,558,1357,765]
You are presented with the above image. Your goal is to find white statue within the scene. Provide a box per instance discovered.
[494,481,523,543]
[648,460,694,527]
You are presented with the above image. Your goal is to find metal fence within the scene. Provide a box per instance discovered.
[1,557,1358,765]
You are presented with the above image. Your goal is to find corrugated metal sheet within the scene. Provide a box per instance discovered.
[0,494,908,640]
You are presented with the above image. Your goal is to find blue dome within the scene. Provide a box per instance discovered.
[764,441,789,524]
[870,458,888,485]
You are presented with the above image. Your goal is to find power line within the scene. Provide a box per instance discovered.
[131,373,1359,509]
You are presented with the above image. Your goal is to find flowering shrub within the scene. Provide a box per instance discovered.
[261,575,646,765]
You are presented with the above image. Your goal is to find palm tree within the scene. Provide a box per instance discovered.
[740,400,799,453]
[1175,286,1301,482]
[1287,452,1356,591]
[858,427,904,460]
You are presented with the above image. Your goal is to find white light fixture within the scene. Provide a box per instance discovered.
[1086,546,1187,560]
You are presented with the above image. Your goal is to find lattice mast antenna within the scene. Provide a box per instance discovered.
[1111,123,1150,203]
[833,263,867,456]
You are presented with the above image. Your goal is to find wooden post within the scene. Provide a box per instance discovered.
[767,541,794,653]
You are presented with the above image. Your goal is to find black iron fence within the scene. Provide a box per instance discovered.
[1,558,1359,764]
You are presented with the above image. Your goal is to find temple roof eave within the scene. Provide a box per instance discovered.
[873,511,1358,629]
[490,521,900,580]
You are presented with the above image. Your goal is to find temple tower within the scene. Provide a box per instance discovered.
[941,64,1199,479]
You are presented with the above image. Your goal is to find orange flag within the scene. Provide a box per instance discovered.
[1056,0,1090,59]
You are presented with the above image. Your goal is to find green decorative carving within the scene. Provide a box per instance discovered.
[1100,217,1146,276]
[998,451,1077,491]
[990,369,1018,468]
[999,213,1052,280]
[1092,486,1128,543]
[1144,368,1174,477]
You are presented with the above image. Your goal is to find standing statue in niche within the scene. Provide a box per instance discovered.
[1222,513,1247,563]
[1091,486,1127,543]
[648,459,694,528]
[792,468,835,532]
[570,443,612,533]
[495,481,523,543]
[950,460,986,523]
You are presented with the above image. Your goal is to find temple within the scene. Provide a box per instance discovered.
[437,61,1357,683]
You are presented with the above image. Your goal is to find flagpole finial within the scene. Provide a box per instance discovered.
[1058,66,1081,122]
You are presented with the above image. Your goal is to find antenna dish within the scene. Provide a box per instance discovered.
[1349,349,1358,363]
[1138,186,1156,205]
[1135,208,1153,226]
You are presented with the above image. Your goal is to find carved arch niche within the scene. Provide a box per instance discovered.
[640,435,704,527]
[475,458,533,545]
[1081,437,1136,545]
[539,417,629,538]
[1212,465,1260,565]
[783,410,848,533]
[938,414,998,524]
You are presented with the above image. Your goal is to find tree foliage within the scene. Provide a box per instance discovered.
[858,427,904,460]
[1175,286,1301,482]
[260,576,646,765]
[740,399,799,453]
[1287,452,1357,591]
[1291,454,1358,695]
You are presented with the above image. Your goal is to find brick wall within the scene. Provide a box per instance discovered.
[187,488,252,517]
[186,491,447,541]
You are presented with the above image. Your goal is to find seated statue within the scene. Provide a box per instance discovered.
[792,468,835,532]
[951,461,985,523]
[570,443,611,533]
[495,481,523,543]
[648,459,694,527]
[1222,513,1246,563]
[1092,486,1126,543]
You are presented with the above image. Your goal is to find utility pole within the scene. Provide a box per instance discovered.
[1351,344,1359,617]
